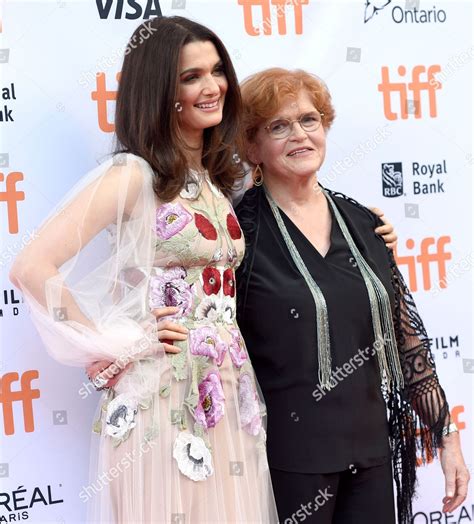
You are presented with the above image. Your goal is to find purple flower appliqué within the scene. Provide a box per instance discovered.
[149,267,194,317]
[194,371,225,429]
[155,202,192,240]
[189,326,226,361]
[228,329,248,368]
[238,373,262,436]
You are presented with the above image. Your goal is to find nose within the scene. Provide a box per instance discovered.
[202,74,221,96]
[289,121,307,140]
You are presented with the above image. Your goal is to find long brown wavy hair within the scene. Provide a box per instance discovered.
[114,16,244,201]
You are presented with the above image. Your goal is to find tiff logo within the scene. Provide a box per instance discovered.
[0,370,40,436]
[238,0,309,36]
[395,236,452,292]
[378,65,442,120]
[91,72,121,133]
[0,171,25,234]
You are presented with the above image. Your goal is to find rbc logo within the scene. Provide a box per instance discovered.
[382,162,403,198]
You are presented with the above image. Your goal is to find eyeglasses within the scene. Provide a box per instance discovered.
[264,111,324,140]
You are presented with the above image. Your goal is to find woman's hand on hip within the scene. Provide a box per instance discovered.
[151,306,188,354]
[85,306,188,388]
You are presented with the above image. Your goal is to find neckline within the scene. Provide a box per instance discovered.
[271,193,336,261]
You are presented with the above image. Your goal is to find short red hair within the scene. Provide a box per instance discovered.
[240,68,335,144]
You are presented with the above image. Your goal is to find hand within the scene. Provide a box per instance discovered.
[85,306,188,388]
[369,207,398,250]
[86,359,133,389]
[440,432,470,513]
[151,306,188,354]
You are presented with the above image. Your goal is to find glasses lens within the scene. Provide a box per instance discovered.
[300,113,321,131]
[269,119,290,137]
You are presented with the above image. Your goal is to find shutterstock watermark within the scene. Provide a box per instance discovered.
[284,485,333,523]
[312,334,389,402]
[79,437,157,502]
[318,125,392,188]
[0,229,39,268]
[78,327,162,399]
[431,251,473,297]
[78,21,158,88]
[429,45,474,89]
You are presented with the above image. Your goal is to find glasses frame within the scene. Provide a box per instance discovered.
[264,111,325,140]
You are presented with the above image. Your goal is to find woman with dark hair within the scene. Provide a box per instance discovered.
[9,16,278,523]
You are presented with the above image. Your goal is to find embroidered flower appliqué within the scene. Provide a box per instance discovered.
[194,371,225,428]
[195,213,218,240]
[223,268,235,298]
[149,267,194,317]
[238,373,262,436]
[189,326,227,362]
[180,172,203,200]
[173,432,214,481]
[195,296,220,322]
[155,203,192,240]
[229,329,248,368]
[105,394,138,440]
[202,267,221,295]
[226,212,242,240]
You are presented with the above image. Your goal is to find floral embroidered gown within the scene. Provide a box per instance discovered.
[89,169,277,523]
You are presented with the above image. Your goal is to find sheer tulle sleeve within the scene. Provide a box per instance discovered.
[13,153,163,368]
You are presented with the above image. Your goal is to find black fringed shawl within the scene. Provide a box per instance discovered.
[235,185,450,524]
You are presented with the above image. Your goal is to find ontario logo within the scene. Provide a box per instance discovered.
[381,162,403,198]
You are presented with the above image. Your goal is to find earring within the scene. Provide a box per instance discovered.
[252,164,264,186]
[175,102,183,112]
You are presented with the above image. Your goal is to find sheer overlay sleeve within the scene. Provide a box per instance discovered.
[12,153,164,375]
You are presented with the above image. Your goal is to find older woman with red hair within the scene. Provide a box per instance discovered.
[235,68,469,524]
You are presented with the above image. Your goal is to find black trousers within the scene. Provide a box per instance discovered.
[270,462,396,524]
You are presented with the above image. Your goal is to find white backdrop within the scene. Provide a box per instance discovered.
[1,0,472,522]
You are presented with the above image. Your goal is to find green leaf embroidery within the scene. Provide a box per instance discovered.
[159,384,171,398]
[170,341,188,381]
[92,419,102,435]
[144,425,159,443]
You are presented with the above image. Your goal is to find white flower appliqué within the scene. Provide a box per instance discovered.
[105,394,138,440]
[173,432,214,481]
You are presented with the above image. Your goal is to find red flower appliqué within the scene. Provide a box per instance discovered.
[195,213,218,240]
[202,267,221,295]
[226,213,242,240]
[223,268,235,297]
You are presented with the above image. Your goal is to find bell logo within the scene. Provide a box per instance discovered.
[238,0,309,36]
[395,236,452,292]
[377,65,442,120]
[0,370,40,436]
[91,72,121,133]
[0,171,25,234]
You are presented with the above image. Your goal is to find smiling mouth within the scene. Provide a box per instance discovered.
[287,148,313,157]
[194,100,220,110]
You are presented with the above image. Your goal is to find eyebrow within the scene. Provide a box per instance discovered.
[180,60,223,76]
[271,110,319,120]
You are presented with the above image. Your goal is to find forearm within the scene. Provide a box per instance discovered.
[10,258,96,330]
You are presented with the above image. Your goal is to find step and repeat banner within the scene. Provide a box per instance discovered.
[1,0,472,522]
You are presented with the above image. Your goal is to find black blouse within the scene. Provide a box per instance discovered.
[236,187,397,474]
